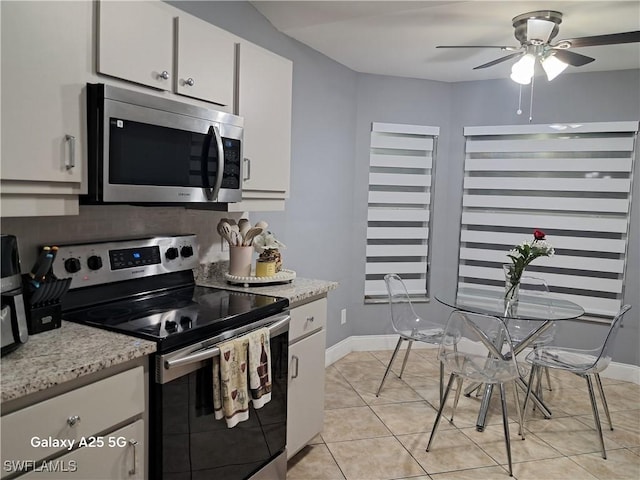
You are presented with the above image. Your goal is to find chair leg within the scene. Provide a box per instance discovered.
[544,367,553,392]
[439,361,444,408]
[399,340,414,378]
[594,373,613,431]
[585,375,607,459]
[426,373,456,452]
[511,380,524,439]
[521,364,539,440]
[499,383,513,477]
[450,376,463,423]
[376,337,404,397]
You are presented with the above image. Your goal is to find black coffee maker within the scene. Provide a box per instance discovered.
[1,234,28,355]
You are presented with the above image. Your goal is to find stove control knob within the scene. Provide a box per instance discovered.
[87,255,103,271]
[165,320,178,333]
[180,316,192,329]
[180,245,194,258]
[165,247,179,260]
[64,257,82,273]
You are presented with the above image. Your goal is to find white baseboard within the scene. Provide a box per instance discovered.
[325,334,640,385]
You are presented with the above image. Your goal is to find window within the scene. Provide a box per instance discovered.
[365,122,439,301]
[458,121,638,320]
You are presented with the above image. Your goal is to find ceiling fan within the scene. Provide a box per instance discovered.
[437,10,640,84]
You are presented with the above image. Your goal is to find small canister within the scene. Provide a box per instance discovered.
[255,259,276,278]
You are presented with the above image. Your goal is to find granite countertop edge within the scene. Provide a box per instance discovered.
[1,322,156,404]
[195,264,339,305]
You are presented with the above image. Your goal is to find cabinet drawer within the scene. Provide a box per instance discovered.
[1,367,144,465]
[289,298,327,344]
[18,419,144,479]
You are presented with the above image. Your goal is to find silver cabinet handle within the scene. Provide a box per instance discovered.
[243,157,251,182]
[67,415,81,427]
[65,135,75,170]
[291,355,300,379]
[306,316,315,323]
[185,77,195,86]
[158,70,170,80]
[128,439,138,475]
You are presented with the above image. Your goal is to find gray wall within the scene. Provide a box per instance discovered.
[348,69,640,366]
[2,1,638,366]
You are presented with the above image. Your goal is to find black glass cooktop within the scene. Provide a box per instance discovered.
[62,284,288,352]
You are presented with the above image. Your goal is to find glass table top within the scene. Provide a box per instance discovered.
[436,286,584,321]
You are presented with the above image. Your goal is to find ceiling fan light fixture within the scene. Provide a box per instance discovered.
[526,18,556,42]
[510,53,535,84]
[541,54,569,81]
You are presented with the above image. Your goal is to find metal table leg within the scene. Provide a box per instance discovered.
[475,384,494,431]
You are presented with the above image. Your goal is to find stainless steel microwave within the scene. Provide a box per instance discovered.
[84,83,243,205]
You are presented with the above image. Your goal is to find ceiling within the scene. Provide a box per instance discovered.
[251,1,640,82]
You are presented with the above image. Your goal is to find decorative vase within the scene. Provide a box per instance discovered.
[503,264,520,304]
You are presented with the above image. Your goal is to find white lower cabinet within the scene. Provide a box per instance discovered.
[0,367,146,479]
[287,298,327,459]
[20,420,144,480]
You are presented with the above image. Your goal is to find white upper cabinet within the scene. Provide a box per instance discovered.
[237,42,292,199]
[1,1,89,186]
[97,1,235,108]
[0,0,91,216]
[97,1,174,91]
[175,15,236,107]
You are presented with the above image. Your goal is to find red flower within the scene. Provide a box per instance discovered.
[533,229,546,241]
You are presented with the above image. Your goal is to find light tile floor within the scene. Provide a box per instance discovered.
[287,348,640,480]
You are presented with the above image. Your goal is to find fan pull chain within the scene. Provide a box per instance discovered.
[529,73,535,123]
[516,85,523,115]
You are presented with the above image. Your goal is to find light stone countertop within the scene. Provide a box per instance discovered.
[0,322,156,403]
[195,262,339,305]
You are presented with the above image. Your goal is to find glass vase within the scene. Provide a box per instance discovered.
[503,264,520,304]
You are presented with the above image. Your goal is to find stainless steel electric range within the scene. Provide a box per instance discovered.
[52,235,290,480]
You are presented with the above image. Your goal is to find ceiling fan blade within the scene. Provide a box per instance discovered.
[473,52,523,70]
[552,49,595,67]
[560,31,640,48]
[436,45,520,51]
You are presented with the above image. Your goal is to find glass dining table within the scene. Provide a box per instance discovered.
[436,286,585,431]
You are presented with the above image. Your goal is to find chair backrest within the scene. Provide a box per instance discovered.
[384,273,423,334]
[592,304,632,372]
[439,310,520,384]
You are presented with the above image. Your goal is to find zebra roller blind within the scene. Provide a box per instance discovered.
[459,121,638,320]
[365,122,439,300]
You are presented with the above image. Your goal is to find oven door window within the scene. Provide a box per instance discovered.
[151,332,287,479]
[108,118,240,190]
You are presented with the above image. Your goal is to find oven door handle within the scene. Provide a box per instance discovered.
[163,314,290,371]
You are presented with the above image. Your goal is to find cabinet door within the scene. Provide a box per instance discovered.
[97,0,173,91]
[175,15,236,108]
[0,1,89,184]
[19,420,145,479]
[237,42,292,198]
[287,330,326,459]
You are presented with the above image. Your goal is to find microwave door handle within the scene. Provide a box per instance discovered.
[211,124,224,201]
[200,126,215,201]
